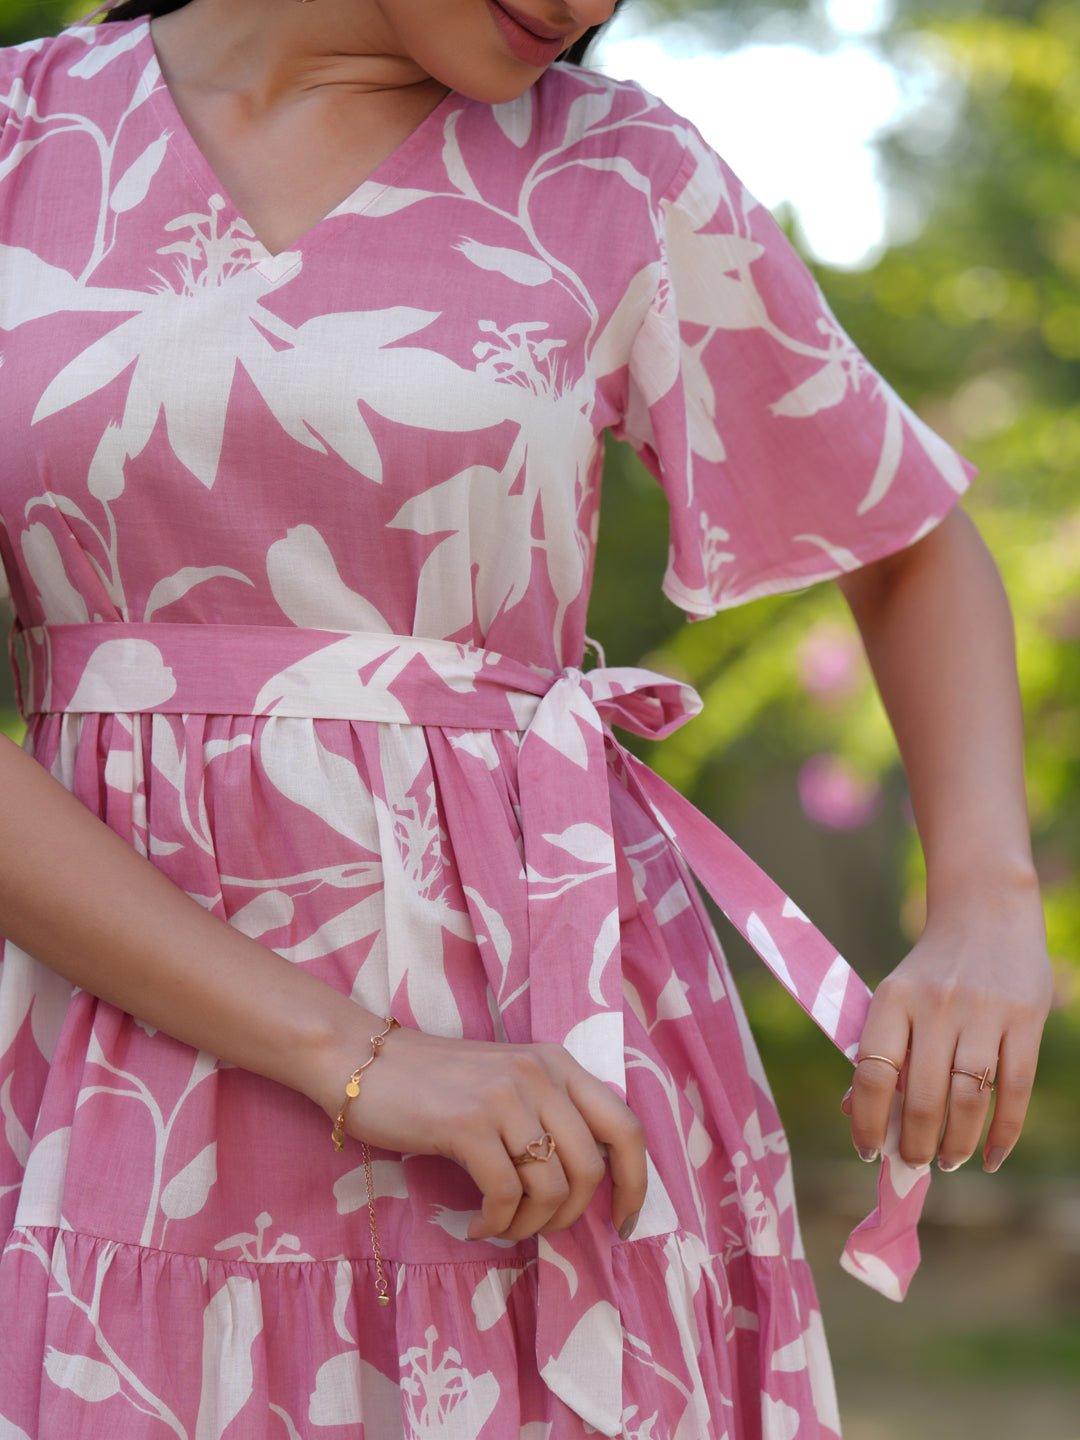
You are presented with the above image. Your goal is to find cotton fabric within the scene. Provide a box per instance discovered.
[0,21,968,1439]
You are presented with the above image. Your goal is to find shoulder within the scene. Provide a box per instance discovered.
[0,20,155,175]
[0,20,150,123]
[478,64,708,206]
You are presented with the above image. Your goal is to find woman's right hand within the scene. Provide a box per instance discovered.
[315,1023,647,1244]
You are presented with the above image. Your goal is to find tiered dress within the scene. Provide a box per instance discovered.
[0,21,970,1440]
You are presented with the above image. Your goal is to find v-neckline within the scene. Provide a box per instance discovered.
[135,20,459,260]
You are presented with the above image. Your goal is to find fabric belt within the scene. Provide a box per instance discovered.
[16,621,931,1435]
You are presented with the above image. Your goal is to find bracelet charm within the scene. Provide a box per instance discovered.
[330,1015,400,1305]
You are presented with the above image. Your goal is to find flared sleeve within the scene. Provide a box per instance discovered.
[613,122,974,617]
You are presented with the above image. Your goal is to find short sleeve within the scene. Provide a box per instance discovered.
[614,124,973,617]
[0,42,42,608]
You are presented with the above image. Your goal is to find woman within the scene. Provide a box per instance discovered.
[0,1,1052,1436]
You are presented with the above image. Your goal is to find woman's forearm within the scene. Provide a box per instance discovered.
[838,506,1037,907]
[0,730,378,1112]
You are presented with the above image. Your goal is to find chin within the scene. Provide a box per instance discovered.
[434,54,562,107]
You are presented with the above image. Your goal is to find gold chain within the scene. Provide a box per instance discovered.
[331,1015,400,1306]
[362,1142,391,1305]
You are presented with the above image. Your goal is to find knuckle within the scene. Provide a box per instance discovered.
[947,1086,985,1112]
[853,1068,898,1095]
[504,1052,543,1088]
[925,977,961,1007]
[528,1173,570,1205]
[990,1116,1024,1146]
[510,1045,565,1093]
[488,1177,523,1207]
[552,1175,573,1204]
[608,1107,645,1143]
[901,1095,940,1126]
[871,973,909,1007]
[530,1041,569,1073]
[579,1155,606,1189]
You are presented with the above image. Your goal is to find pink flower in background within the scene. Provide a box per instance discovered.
[798,753,881,830]
[796,620,864,702]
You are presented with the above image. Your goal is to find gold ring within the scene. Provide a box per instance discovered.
[855,1053,903,1075]
[511,1133,556,1165]
[951,1065,995,1092]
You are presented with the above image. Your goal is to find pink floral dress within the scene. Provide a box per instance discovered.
[0,21,970,1440]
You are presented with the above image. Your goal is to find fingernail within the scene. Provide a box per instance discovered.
[857,1146,880,1163]
[618,1211,640,1242]
[984,1147,1008,1174]
[840,1087,852,1112]
[938,1157,963,1173]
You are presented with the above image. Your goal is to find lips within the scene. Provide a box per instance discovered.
[497,0,575,41]
[485,0,574,67]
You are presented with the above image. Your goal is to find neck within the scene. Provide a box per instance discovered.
[150,0,437,112]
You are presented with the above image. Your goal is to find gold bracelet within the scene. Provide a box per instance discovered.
[331,1015,400,1307]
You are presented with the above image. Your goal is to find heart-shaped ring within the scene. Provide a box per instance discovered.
[511,1132,557,1165]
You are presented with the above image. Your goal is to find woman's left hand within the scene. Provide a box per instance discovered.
[836,509,1054,1177]
[845,873,1053,1172]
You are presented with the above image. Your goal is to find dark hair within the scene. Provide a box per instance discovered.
[106,0,624,55]
[105,0,187,19]
[562,28,602,65]
[565,3,625,66]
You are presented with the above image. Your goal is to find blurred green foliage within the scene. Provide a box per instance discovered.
[1,0,1079,1173]
[0,0,72,47]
